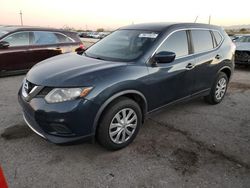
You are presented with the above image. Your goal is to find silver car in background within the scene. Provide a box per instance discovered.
[234,35,250,65]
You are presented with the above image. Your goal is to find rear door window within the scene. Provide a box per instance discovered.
[2,32,29,46]
[32,31,59,45]
[156,30,189,58]
[191,30,213,53]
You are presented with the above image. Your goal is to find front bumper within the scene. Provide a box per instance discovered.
[235,50,250,65]
[18,89,99,144]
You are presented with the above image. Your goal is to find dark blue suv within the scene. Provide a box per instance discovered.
[18,23,235,150]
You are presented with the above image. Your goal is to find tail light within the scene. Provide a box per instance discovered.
[75,43,85,54]
[79,44,85,49]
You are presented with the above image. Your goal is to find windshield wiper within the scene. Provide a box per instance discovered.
[84,52,106,61]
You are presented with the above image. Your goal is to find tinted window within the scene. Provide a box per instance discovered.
[191,30,213,53]
[85,30,159,61]
[32,31,59,45]
[157,31,189,58]
[55,33,72,43]
[3,32,29,46]
[213,31,222,46]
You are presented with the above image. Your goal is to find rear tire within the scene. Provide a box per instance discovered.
[97,97,142,150]
[204,72,228,105]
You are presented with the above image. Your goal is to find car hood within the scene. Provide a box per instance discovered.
[235,42,250,51]
[26,53,127,87]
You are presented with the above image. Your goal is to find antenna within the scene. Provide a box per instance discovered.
[19,10,23,26]
[194,16,198,23]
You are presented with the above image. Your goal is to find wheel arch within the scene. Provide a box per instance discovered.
[92,90,148,134]
[218,66,232,80]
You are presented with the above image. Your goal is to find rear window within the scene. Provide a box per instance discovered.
[213,31,223,46]
[191,30,213,53]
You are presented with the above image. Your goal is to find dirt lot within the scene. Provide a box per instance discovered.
[0,67,250,188]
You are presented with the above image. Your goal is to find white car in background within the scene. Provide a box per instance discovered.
[234,35,250,66]
[89,32,101,39]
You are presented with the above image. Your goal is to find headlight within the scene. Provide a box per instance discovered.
[45,87,92,103]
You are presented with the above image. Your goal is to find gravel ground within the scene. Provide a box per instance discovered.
[0,67,250,188]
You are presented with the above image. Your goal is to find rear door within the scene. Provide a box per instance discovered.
[27,31,62,68]
[190,29,222,93]
[55,32,80,53]
[0,31,31,71]
[27,31,79,68]
[147,30,196,109]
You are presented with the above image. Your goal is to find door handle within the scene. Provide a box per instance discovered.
[186,63,195,70]
[215,54,222,60]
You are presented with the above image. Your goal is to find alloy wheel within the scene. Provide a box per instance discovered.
[215,77,227,100]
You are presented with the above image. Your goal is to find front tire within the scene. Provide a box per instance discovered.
[204,72,228,104]
[97,97,142,150]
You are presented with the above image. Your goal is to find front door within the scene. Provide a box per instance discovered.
[0,31,31,71]
[146,30,196,110]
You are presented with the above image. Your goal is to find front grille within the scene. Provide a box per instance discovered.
[25,81,36,94]
[22,79,44,101]
[235,50,250,62]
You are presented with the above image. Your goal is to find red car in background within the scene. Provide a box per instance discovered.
[0,26,84,76]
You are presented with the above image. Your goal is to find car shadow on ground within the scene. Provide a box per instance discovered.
[235,64,250,71]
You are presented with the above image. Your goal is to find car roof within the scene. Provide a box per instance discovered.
[0,25,75,33]
[119,22,222,32]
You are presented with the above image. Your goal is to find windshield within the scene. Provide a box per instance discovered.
[85,30,159,62]
[0,29,9,38]
[237,36,250,43]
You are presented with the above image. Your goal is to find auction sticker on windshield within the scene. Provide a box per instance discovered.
[139,33,158,38]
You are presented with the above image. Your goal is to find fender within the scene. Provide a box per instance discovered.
[92,90,148,133]
[217,65,232,80]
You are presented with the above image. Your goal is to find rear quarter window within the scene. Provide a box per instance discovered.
[213,31,223,46]
[55,33,73,43]
[191,30,213,53]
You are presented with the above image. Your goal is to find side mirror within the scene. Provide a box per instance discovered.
[154,51,176,64]
[0,41,10,49]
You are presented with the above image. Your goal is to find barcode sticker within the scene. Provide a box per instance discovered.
[139,33,158,38]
